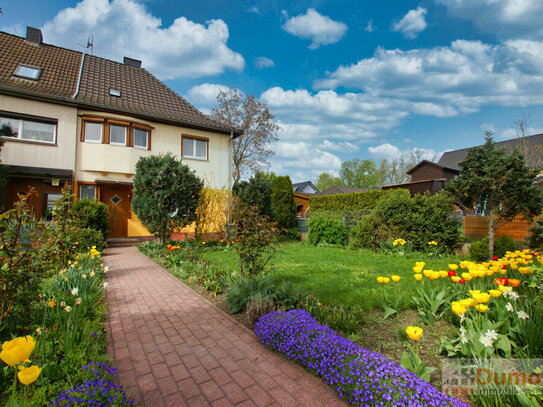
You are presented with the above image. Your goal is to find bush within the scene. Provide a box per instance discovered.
[308,215,348,246]
[255,310,467,407]
[310,190,389,212]
[527,216,543,249]
[226,277,277,314]
[271,176,297,233]
[352,190,461,251]
[71,199,110,238]
[233,172,274,219]
[469,238,490,262]
[72,227,107,252]
[494,235,516,258]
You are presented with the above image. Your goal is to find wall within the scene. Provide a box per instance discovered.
[294,193,310,218]
[75,110,230,189]
[464,215,534,242]
[410,164,444,182]
[1,95,77,171]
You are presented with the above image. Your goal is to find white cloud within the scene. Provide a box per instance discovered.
[248,6,260,14]
[318,140,360,152]
[365,20,375,33]
[436,0,543,39]
[2,23,24,37]
[281,8,347,49]
[368,143,438,161]
[38,0,244,80]
[392,7,428,39]
[314,39,543,115]
[186,83,229,105]
[255,56,275,69]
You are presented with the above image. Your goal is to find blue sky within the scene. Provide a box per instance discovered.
[3,0,543,183]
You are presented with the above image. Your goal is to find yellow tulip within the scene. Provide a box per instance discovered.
[489,289,501,298]
[451,276,461,283]
[448,264,458,271]
[383,277,390,284]
[439,270,449,278]
[48,300,56,308]
[413,266,423,273]
[414,274,423,281]
[406,326,423,341]
[376,276,384,283]
[17,365,41,385]
[459,298,476,307]
[472,292,491,304]
[391,275,400,282]
[0,336,36,366]
[474,304,488,313]
[451,302,467,316]
[461,272,473,281]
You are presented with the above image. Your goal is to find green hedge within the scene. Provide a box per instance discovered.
[309,190,389,212]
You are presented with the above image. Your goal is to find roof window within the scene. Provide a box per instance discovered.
[13,65,42,81]
[109,88,121,97]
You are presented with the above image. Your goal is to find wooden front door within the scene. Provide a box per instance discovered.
[5,179,43,218]
[100,185,130,238]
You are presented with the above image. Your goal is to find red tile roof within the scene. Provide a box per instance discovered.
[0,31,239,135]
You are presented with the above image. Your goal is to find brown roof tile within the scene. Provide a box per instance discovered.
[0,30,239,135]
[0,31,81,99]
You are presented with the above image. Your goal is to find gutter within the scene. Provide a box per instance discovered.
[72,53,85,99]
[227,130,233,234]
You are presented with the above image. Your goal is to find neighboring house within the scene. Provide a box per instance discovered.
[382,160,459,196]
[293,180,319,194]
[0,27,240,238]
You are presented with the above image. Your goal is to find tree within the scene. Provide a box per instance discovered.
[378,150,437,187]
[340,159,379,189]
[271,175,297,233]
[233,172,275,219]
[211,87,279,183]
[132,154,204,243]
[447,133,543,255]
[315,173,344,191]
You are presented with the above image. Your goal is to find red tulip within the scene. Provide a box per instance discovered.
[494,278,508,286]
[448,270,456,277]
[459,278,466,285]
[502,265,507,270]
[492,255,498,261]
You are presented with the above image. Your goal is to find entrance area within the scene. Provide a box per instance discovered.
[100,184,131,238]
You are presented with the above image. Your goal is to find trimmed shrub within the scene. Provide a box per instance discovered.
[308,216,348,246]
[494,235,516,258]
[310,190,389,212]
[255,310,468,407]
[352,190,461,251]
[71,198,110,238]
[72,227,107,252]
[233,172,274,218]
[527,217,543,249]
[469,238,490,262]
[271,176,297,232]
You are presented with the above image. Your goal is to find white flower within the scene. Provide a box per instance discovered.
[517,311,529,320]
[89,271,95,277]
[508,291,519,300]
[103,266,108,273]
[35,327,42,335]
[485,329,498,342]
[81,274,87,279]
[459,327,467,336]
[506,302,514,312]
[103,282,109,289]
[75,298,82,305]
[71,287,79,296]
[479,335,493,348]
[65,306,72,313]
[460,334,468,344]
[60,301,66,308]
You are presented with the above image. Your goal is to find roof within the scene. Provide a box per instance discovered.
[292,180,319,193]
[314,186,366,196]
[0,30,240,136]
[438,133,543,170]
[406,160,460,175]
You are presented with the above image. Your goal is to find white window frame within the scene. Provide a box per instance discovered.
[182,136,208,160]
[0,115,56,144]
[83,121,102,144]
[109,124,127,146]
[133,127,149,149]
[13,64,42,81]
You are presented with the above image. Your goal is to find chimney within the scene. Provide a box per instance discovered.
[123,57,142,68]
[26,26,43,46]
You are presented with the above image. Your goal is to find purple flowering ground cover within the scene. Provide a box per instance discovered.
[255,310,469,407]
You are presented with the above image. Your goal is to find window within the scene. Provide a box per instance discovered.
[183,136,208,160]
[110,124,127,145]
[79,184,96,200]
[0,114,56,143]
[133,128,148,149]
[13,65,41,81]
[83,121,102,143]
[109,88,121,97]
[46,193,63,211]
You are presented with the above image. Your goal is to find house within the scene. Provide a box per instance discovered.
[0,27,240,238]
[293,181,319,194]
[382,160,459,196]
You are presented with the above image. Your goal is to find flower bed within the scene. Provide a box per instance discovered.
[255,309,468,407]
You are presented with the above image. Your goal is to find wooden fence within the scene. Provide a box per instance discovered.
[463,215,534,242]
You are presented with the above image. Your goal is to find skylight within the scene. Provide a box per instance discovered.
[109,88,121,97]
[13,65,41,81]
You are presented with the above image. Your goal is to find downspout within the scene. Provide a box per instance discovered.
[227,131,233,235]
[72,53,86,195]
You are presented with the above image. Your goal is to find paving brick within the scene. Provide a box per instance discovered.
[104,247,345,407]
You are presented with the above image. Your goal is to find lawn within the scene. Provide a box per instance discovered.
[202,241,463,310]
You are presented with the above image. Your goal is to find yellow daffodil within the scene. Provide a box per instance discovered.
[406,326,423,341]
[18,365,41,385]
[391,275,400,282]
[0,336,36,366]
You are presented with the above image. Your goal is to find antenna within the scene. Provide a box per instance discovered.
[77,35,94,55]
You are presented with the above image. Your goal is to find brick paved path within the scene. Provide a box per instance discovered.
[104,246,345,407]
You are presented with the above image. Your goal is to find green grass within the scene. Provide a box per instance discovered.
[202,242,464,310]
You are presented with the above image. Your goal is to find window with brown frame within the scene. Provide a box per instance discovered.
[82,120,103,143]
[182,135,208,160]
[81,117,152,150]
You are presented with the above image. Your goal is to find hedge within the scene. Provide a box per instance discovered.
[309,190,390,212]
